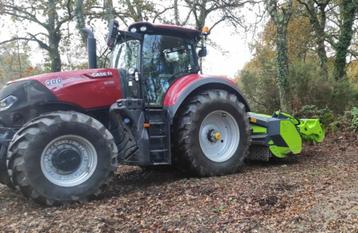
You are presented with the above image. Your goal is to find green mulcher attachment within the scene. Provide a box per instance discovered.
[248,111,324,161]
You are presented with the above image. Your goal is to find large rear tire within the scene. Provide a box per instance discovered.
[174,89,250,176]
[7,111,117,205]
[0,143,13,187]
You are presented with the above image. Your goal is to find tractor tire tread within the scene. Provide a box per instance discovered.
[6,111,117,206]
[174,89,251,177]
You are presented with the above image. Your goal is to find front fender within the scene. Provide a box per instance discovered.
[163,74,250,123]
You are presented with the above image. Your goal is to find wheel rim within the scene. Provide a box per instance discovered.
[40,135,98,187]
[199,110,240,162]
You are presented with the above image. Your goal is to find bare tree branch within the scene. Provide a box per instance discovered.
[1,4,48,30]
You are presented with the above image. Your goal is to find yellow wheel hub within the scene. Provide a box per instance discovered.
[214,132,222,141]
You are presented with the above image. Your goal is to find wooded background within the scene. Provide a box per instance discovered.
[0,0,357,127]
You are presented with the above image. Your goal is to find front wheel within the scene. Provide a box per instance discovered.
[7,111,117,205]
[0,143,13,188]
[174,89,251,176]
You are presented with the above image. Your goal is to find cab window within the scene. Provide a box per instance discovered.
[142,35,196,105]
[111,39,141,97]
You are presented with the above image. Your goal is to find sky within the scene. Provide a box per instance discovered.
[0,5,263,78]
[204,25,254,77]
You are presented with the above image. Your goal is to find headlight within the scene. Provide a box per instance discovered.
[0,95,18,111]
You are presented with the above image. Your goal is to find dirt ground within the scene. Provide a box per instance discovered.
[0,132,357,233]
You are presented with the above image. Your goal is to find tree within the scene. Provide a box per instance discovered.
[331,0,356,80]
[170,0,256,31]
[263,12,314,62]
[115,0,171,25]
[0,0,76,72]
[239,44,280,113]
[297,0,357,80]
[0,42,42,85]
[297,0,330,80]
[265,0,293,112]
[74,0,87,44]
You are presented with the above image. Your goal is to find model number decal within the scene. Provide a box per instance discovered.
[45,79,62,88]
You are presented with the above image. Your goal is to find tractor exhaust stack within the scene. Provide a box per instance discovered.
[83,28,97,69]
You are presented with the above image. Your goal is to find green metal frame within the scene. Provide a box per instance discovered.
[298,119,325,143]
[249,111,325,159]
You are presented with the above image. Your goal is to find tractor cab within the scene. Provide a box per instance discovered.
[108,22,205,106]
[105,22,207,166]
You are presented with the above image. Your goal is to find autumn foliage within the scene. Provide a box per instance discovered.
[239,1,358,120]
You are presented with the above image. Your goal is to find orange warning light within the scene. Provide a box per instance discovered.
[202,26,209,34]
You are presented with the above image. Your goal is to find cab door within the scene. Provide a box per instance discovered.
[141,34,198,106]
[111,38,142,99]
[111,34,172,165]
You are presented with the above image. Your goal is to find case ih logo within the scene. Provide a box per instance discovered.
[89,71,113,78]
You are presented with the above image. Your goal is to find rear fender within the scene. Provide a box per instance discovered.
[163,74,250,123]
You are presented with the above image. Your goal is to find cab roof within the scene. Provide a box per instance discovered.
[128,22,202,40]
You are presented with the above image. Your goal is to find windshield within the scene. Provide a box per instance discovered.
[111,40,140,70]
[111,34,198,104]
[111,39,141,98]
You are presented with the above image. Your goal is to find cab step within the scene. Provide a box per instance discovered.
[147,108,171,164]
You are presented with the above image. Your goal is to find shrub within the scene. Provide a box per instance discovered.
[239,69,280,114]
[329,80,358,114]
[298,105,335,128]
[351,107,358,131]
[298,106,358,132]
[239,58,358,115]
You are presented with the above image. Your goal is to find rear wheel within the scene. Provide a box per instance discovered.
[7,111,117,205]
[174,89,251,176]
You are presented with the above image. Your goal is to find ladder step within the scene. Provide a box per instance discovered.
[147,108,164,112]
[150,149,169,153]
[150,135,167,139]
[147,108,171,164]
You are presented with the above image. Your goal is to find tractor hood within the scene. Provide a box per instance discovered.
[8,68,119,90]
[5,68,122,110]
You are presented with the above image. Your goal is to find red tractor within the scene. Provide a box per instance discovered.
[0,21,323,205]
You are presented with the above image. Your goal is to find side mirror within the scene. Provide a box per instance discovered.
[107,20,119,49]
[198,48,207,57]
